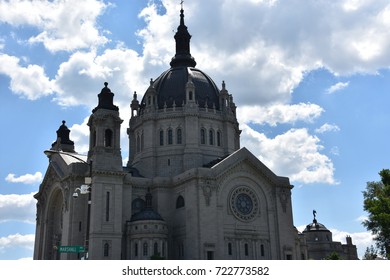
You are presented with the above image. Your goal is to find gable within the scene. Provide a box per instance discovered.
[210,147,291,188]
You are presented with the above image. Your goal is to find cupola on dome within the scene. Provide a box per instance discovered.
[140,8,221,111]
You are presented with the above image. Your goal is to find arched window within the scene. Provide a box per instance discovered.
[104,129,113,147]
[134,243,138,257]
[209,129,214,145]
[132,198,145,213]
[159,130,164,146]
[189,91,193,100]
[177,128,182,144]
[200,128,206,144]
[217,131,221,146]
[168,128,173,145]
[176,195,185,209]
[103,242,109,257]
[143,242,148,256]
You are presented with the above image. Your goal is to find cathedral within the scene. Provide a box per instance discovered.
[35,8,313,260]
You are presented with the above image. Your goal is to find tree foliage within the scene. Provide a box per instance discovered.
[363,245,378,260]
[324,252,342,260]
[362,169,390,259]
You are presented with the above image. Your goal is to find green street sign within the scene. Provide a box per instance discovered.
[58,246,85,253]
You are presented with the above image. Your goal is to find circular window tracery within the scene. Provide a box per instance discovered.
[230,186,259,221]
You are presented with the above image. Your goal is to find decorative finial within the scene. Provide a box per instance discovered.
[104,82,108,87]
[150,78,154,86]
[62,120,66,125]
[181,0,184,10]
[222,81,226,90]
[313,209,317,223]
[133,91,137,99]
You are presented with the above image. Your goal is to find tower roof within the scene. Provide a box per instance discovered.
[51,120,75,152]
[92,82,119,113]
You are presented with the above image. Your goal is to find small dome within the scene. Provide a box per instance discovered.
[145,66,220,110]
[303,219,330,233]
[130,208,164,222]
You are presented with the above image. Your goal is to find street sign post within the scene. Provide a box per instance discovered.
[57,246,85,253]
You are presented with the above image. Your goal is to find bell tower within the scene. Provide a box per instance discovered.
[87,82,124,259]
[87,82,123,171]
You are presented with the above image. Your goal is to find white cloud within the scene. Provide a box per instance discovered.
[68,117,90,155]
[0,0,109,52]
[356,215,368,223]
[0,233,35,250]
[241,125,337,184]
[0,193,36,223]
[0,54,54,100]
[5,172,42,185]
[326,81,350,94]
[315,123,341,134]
[53,48,145,108]
[238,103,324,126]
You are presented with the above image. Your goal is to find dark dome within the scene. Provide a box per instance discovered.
[148,66,220,110]
[303,220,330,232]
[130,208,164,222]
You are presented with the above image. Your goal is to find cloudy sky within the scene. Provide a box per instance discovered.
[1,0,389,259]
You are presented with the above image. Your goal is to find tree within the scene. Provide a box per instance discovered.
[324,252,342,260]
[363,245,378,260]
[362,169,390,259]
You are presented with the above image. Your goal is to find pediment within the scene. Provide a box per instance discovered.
[210,147,291,188]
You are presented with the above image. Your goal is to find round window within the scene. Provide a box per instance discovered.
[230,187,259,221]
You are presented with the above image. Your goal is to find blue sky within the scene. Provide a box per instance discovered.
[1,0,390,260]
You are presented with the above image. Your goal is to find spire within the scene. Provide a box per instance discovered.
[170,7,197,68]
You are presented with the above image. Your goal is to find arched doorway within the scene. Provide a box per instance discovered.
[43,189,64,260]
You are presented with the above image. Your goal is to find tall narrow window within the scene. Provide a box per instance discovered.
[143,242,148,256]
[261,244,265,257]
[92,130,97,147]
[168,128,173,145]
[200,128,206,144]
[141,132,144,150]
[209,129,214,145]
[189,91,193,100]
[136,135,141,152]
[106,192,110,222]
[217,131,221,146]
[228,242,232,256]
[104,129,113,147]
[154,242,158,255]
[244,243,249,256]
[135,243,138,257]
[160,130,164,146]
[103,242,109,257]
[177,128,182,144]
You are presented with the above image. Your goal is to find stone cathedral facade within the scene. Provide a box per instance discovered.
[33,9,306,260]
